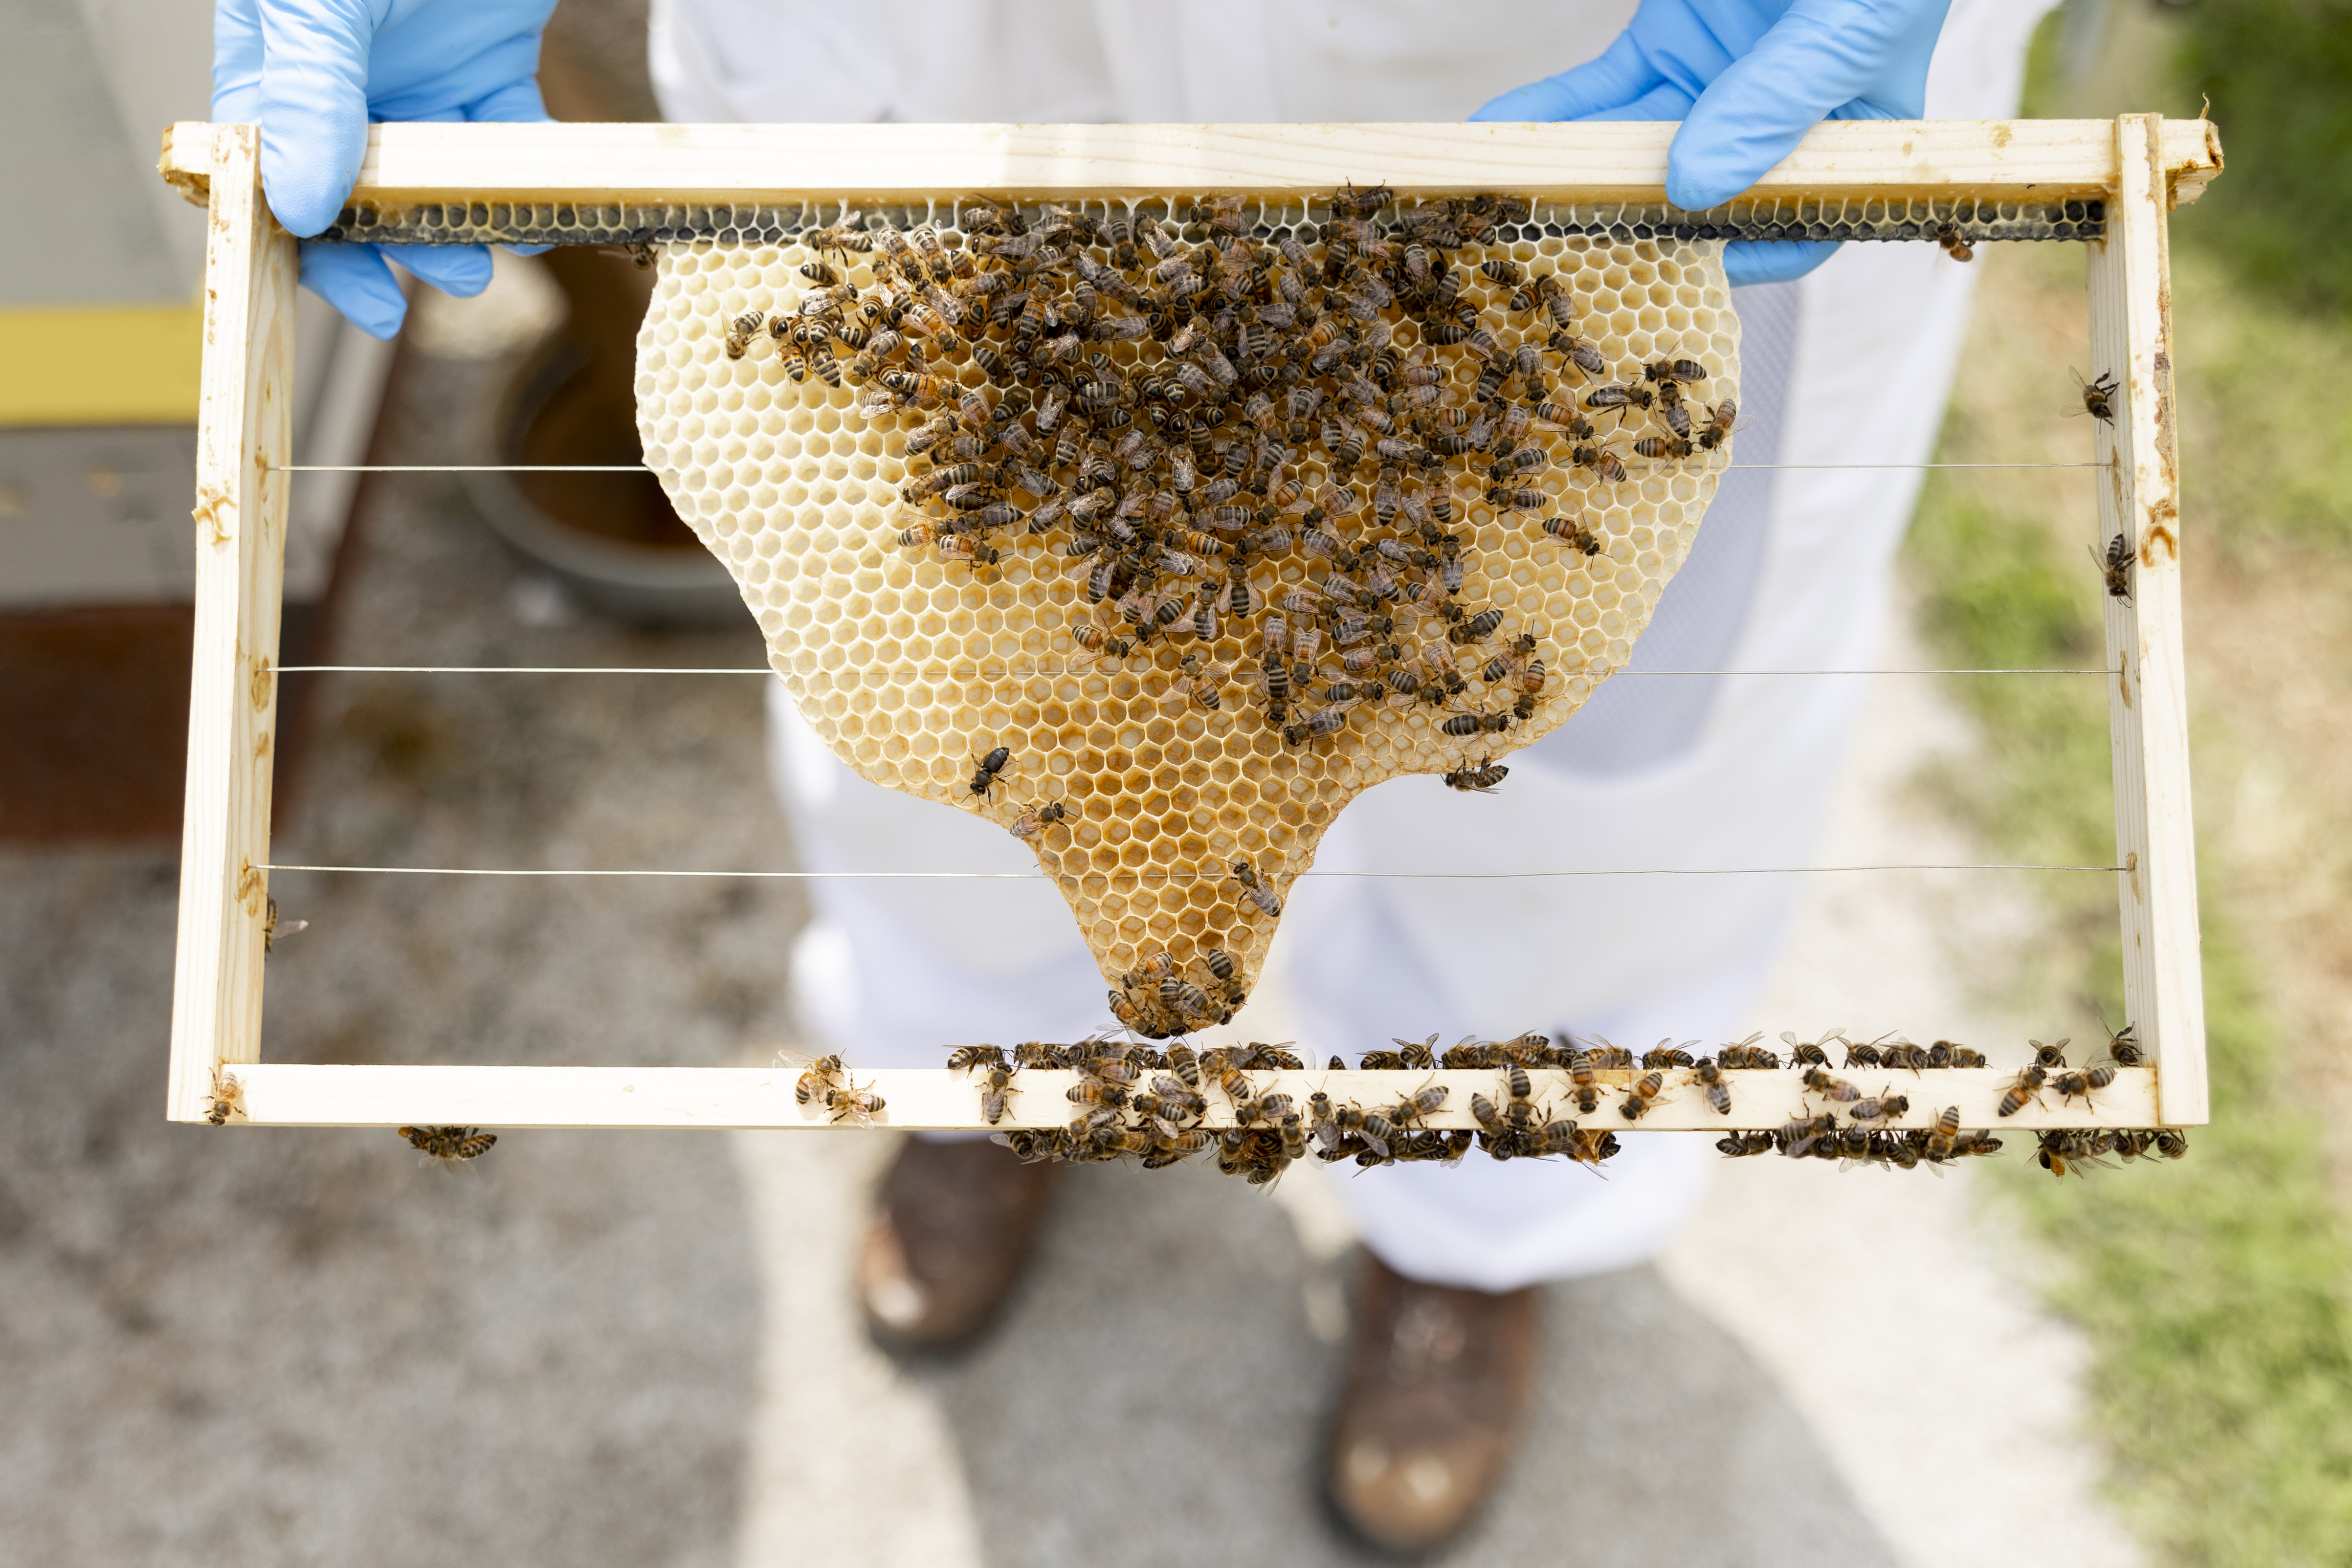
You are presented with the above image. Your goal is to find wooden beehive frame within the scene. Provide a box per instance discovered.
[157,115,2220,1133]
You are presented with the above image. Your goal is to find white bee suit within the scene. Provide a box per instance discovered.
[665,0,2054,1291]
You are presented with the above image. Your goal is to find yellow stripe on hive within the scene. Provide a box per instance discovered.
[0,301,205,427]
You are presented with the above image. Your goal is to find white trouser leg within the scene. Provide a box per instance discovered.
[765,677,1109,1066]
[1288,891,1778,1292]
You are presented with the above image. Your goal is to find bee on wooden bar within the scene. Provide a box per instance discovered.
[781,1048,849,1108]
[204,1065,246,1126]
[1780,1032,1832,1068]
[1801,1068,1863,1104]
[1692,1058,1732,1116]
[400,1126,498,1166]
[2033,1038,2071,1069]
[1848,1088,1909,1125]
[977,1063,1021,1125]
[1997,1064,2048,1118]
[1619,1070,1665,1121]
[2094,532,2133,600]
[2101,1017,2144,1066]
[2053,1062,2116,1109]
[1715,1032,1777,1070]
[2069,368,2119,423]
[263,896,307,954]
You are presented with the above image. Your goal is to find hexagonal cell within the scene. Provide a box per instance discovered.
[637,198,1736,1026]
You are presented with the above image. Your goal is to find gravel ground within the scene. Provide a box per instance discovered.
[0,330,2139,1566]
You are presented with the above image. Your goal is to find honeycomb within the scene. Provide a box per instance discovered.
[635,193,1738,1034]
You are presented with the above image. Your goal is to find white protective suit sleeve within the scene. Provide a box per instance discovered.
[697,0,2052,1290]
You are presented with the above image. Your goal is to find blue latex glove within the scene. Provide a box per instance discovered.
[213,0,560,337]
[1470,0,1952,286]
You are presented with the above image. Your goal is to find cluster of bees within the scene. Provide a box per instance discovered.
[929,1020,2185,1182]
[955,1034,1617,1185]
[716,184,1732,789]
[398,1126,498,1166]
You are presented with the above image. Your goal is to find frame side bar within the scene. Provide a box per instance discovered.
[166,125,298,1122]
[2088,114,2208,1126]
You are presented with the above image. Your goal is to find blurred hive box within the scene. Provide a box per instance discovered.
[0,3,393,842]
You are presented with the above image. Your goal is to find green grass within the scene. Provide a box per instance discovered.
[1908,283,2352,1568]
[2179,0,2352,319]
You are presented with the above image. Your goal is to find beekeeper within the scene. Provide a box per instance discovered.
[217,0,2049,1549]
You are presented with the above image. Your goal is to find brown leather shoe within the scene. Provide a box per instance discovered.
[857,1137,1058,1351]
[1326,1255,1540,1555]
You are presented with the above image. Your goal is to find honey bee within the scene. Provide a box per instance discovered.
[1801,1068,1863,1104]
[400,1126,498,1165]
[1695,398,1740,451]
[1390,1082,1450,1129]
[947,1044,1008,1073]
[806,213,873,259]
[1066,1079,1130,1110]
[976,1063,1021,1125]
[2033,1038,2071,1069]
[1442,759,1509,794]
[1619,1070,1665,1121]
[1780,1032,1832,1068]
[262,896,307,954]
[1570,444,1627,484]
[2093,532,2132,600]
[1691,1058,1731,1115]
[1715,1032,1776,1070]
[2068,368,2119,423]
[1923,1105,1963,1161]
[723,309,765,360]
[1848,1088,1910,1125]
[970,744,1012,797]
[1717,1130,1776,1158]
[204,1065,246,1125]
[1932,221,1975,262]
[1336,1104,1396,1163]
[2100,1017,2144,1066]
[2053,1062,2116,1108]
[1230,860,1283,917]
[1643,358,1707,388]
[1008,800,1069,841]
[1543,516,1603,556]
[781,1048,848,1108]
[1996,1063,2048,1118]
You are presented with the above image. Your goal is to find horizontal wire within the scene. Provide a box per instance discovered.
[281,460,2102,474]
[264,862,2119,880]
[278,663,2112,677]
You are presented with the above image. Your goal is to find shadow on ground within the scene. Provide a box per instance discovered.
[921,1162,1899,1568]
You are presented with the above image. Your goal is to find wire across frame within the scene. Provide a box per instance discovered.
[268,446,2124,883]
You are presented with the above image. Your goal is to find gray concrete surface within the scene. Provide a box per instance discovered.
[1,293,2136,1566]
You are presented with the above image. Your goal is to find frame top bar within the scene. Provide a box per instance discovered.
[162,117,2223,212]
